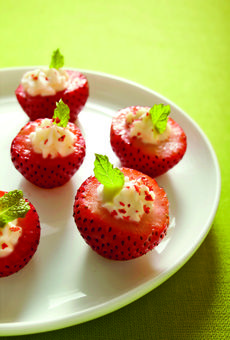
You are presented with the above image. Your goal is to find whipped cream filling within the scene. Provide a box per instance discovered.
[126,107,170,144]
[98,177,155,222]
[0,220,22,258]
[29,118,76,159]
[21,67,69,96]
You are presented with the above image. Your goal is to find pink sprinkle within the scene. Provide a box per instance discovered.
[145,191,154,201]
[134,185,140,194]
[1,243,8,250]
[118,209,126,214]
[119,201,125,206]
[44,139,48,145]
[53,117,61,124]
[31,74,38,80]
[58,135,66,142]
[141,177,148,185]
[9,226,21,232]
[144,205,150,214]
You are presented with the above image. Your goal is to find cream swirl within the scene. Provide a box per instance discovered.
[126,107,170,144]
[21,68,69,96]
[97,177,155,222]
[29,118,76,159]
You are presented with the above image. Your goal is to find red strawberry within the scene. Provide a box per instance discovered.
[73,166,169,261]
[110,105,187,178]
[15,69,89,123]
[11,100,86,188]
[0,190,40,278]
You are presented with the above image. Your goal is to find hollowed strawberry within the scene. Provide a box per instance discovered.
[15,69,89,123]
[73,155,169,261]
[11,100,86,188]
[110,105,187,178]
[15,49,89,122]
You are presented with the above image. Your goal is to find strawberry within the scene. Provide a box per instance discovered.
[73,155,169,261]
[110,104,187,178]
[15,49,89,122]
[0,190,40,278]
[11,100,86,189]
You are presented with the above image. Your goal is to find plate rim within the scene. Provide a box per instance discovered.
[0,67,221,336]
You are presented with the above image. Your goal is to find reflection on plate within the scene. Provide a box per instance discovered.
[0,68,221,336]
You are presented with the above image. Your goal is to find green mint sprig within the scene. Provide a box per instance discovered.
[149,104,170,134]
[53,99,70,128]
[94,154,125,201]
[0,190,30,228]
[49,48,64,69]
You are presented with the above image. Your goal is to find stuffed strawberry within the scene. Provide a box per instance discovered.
[11,100,86,189]
[15,49,89,122]
[110,104,187,178]
[73,154,169,261]
[0,190,40,278]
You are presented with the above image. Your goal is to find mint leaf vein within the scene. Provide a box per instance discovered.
[149,104,170,134]
[94,154,125,201]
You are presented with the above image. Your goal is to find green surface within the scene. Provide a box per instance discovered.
[0,0,229,339]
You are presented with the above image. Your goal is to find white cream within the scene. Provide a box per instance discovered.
[21,67,69,96]
[126,107,170,144]
[98,177,155,222]
[29,118,76,159]
[0,221,22,258]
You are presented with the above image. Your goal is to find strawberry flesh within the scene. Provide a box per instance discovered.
[15,70,89,122]
[73,168,169,260]
[110,106,187,178]
[11,119,86,188]
[0,191,40,278]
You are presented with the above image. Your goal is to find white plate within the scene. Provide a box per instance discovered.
[0,68,221,336]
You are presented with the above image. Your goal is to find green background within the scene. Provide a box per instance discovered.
[0,0,229,339]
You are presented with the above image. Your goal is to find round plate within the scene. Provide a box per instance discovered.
[0,68,221,336]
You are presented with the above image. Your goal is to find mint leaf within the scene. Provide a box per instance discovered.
[149,104,170,134]
[53,99,70,128]
[49,48,64,69]
[0,190,30,228]
[94,154,125,201]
